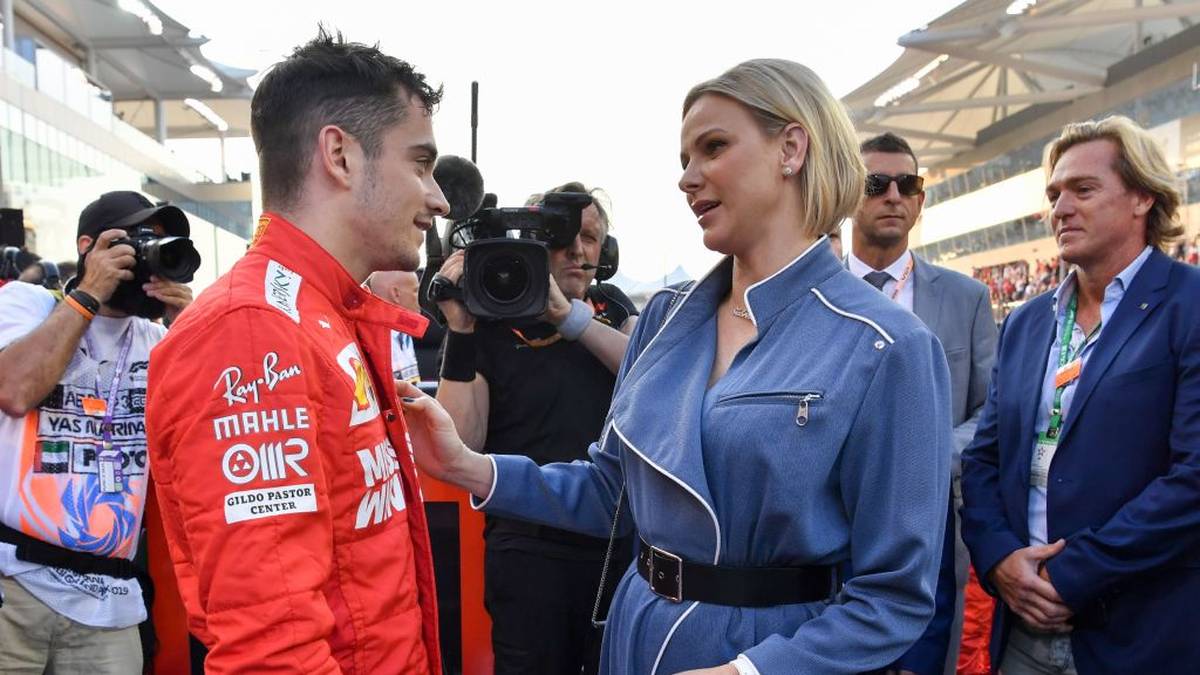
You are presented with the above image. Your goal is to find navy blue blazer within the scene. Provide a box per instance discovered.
[961,249,1200,674]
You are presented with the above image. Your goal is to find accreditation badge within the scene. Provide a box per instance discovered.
[98,446,125,493]
[81,396,108,417]
[1030,433,1057,488]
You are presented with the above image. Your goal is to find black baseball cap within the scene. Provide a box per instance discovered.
[77,191,190,240]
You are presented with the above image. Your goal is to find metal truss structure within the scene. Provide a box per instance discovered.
[843,0,1200,171]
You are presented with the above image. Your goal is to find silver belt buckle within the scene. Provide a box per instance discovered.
[648,545,683,603]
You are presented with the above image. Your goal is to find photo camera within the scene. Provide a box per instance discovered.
[110,224,201,285]
[77,224,201,319]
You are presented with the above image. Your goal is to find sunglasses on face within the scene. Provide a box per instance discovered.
[865,173,924,197]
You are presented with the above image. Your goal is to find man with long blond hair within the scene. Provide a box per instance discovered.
[962,115,1200,674]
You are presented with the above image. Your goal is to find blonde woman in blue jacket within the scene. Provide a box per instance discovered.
[402,59,953,675]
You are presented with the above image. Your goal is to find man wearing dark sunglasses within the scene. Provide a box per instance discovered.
[850,132,997,675]
[866,171,926,198]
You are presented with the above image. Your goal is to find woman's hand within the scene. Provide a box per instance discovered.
[396,380,494,497]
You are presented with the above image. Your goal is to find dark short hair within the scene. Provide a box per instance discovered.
[860,132,918,174]
[251,27,443,209]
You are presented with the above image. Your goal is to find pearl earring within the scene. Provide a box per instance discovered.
[782,166,793,176]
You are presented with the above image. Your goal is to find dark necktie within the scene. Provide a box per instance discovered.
[863,270,892,291]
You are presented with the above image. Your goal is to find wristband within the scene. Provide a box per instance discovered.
[440,330,478,382]
[64,294,96,321]
[556,298,593,341]
[68,289,101,316]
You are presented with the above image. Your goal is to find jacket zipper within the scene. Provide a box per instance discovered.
[794,393,822,427]
[714,391,824,427]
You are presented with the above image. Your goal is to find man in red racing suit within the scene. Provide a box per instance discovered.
[146,214,439,673]
[145,30,451,674]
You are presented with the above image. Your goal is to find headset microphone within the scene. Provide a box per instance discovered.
[584,234,619,282]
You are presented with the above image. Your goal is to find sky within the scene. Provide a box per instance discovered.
[157,0,964,282]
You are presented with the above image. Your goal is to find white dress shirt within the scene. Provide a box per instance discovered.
[848,249,915,312]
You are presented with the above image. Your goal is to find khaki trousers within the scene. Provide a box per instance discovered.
[0,575,142,674]
[1000,622,1077,675]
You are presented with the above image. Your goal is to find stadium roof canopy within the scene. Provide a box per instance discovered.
[843,0,1200,171]
[15,0,255,137]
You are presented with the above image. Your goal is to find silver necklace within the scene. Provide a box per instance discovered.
[731,306,751,320]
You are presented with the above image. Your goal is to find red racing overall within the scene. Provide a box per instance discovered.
[146,214,439,674]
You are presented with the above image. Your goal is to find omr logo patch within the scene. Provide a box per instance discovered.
[221,439,310,485]
[225,447,256,482]
[335,343,380,426]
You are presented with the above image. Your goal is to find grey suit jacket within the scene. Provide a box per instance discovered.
[911,254,998,475]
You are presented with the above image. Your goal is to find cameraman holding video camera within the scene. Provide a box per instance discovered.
[0,191,195,672]
[436,182,637,675]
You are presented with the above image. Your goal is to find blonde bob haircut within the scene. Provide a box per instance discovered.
[1045,115,1184,250]
[683,59,865,238]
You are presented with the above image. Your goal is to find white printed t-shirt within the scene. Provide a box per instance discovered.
[0,281,166,628]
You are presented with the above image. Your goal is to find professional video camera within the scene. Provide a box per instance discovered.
[423,156,596,321]
[430,192,593,320]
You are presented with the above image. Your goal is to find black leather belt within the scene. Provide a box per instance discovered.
[636,537,837,607]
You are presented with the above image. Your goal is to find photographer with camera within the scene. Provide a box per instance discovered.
[0,190,196,672]
[434,181,637,675]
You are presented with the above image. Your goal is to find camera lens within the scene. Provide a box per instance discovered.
[480,253,530,304]
[160,245,183,271]
[143,237,201,283]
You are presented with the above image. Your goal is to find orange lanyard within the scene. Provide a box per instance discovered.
[889,255,914,301]
[509,327,563,348]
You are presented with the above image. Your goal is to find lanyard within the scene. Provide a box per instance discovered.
[83,324,135,448]
[510,327,563,348]
[889,254,914,301]
[1045,294,1099,439]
